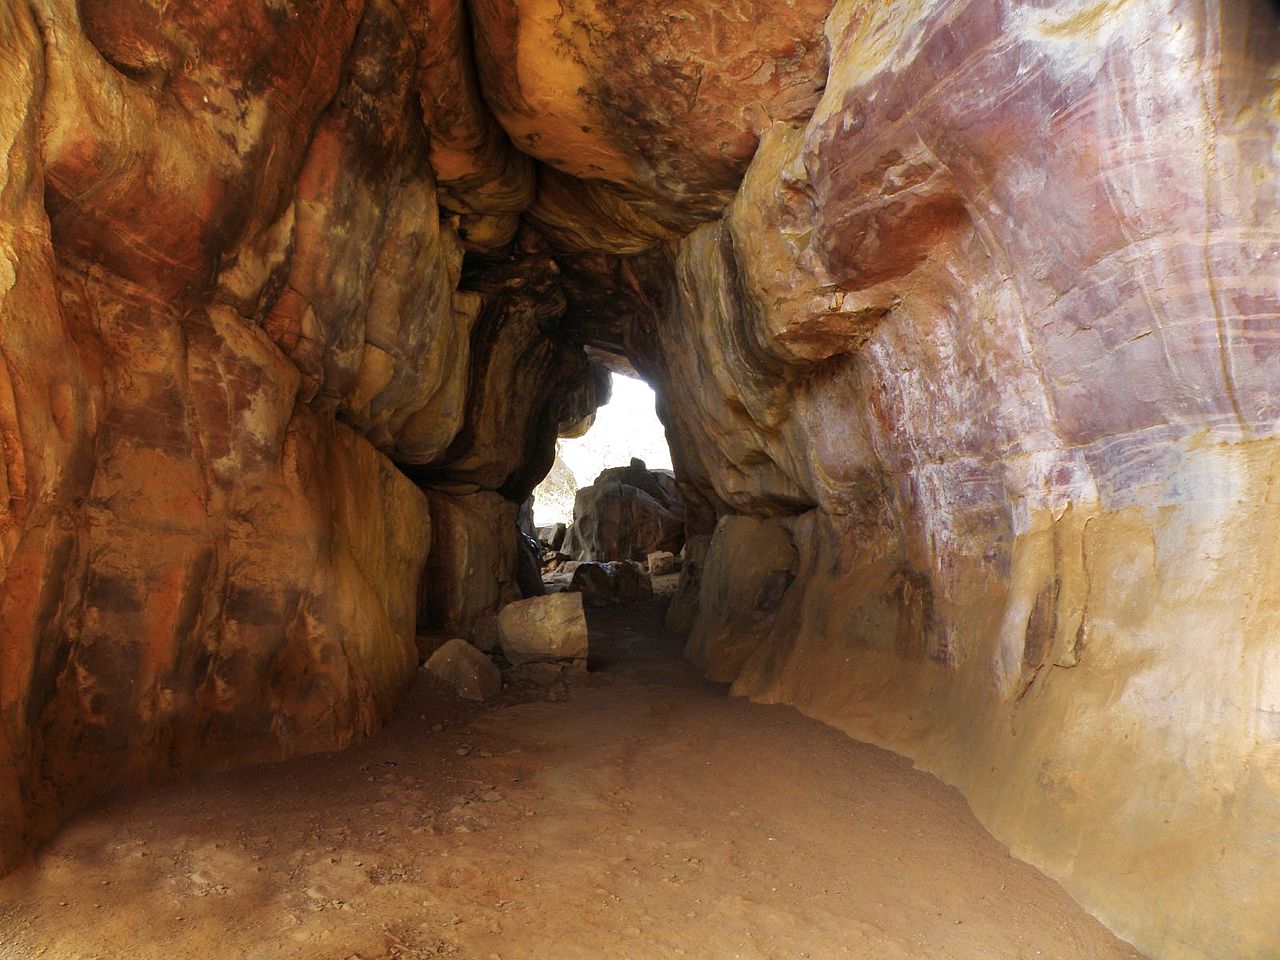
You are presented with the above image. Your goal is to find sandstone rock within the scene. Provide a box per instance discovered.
[664,535,712,636]
[647,551,679,577]
[497,593,589,666]
[420,492,521,638]
[3,1,1279,957]
[607,561,653,604]
[540,551,574,574]
[623,4,1280,958]
[569,561,653,607]
[424,639,502,702]
[469,614,503,655]
[568,562,615,607]
[468,0,831,244]
[537,523,568,552]
[568,459,685,562]
[684,518,797,682]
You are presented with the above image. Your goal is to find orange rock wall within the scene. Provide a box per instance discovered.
[3,2,1278,958]
[0,0,600,873]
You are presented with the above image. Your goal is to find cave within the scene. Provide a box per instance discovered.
[0,2,1277,958]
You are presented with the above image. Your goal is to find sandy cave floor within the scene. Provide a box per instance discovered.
[0,581,1146,960]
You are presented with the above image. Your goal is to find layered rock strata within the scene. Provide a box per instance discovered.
[2,2,1277,960]
[0,0,605,873]
[635,4,1280,959]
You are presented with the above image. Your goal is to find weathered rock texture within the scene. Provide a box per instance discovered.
[620,4,1280,960]
[424,638,502,702]
[497,593,589,666]
[2,1,1278,958]
[566,459,685,561]
[0,0,604,875]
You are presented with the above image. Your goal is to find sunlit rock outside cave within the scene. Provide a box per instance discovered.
[0,1,1277,959]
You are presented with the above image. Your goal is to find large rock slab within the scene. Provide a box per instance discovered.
[497,593,589,666]
[567,459,685,562]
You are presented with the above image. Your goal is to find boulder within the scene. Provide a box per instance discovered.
[567,458,686,562]
[537,523,568,552]
[470,614,502,655]
[647,551,679,576]
[568,562,615,606]
[497,593,589,666]
[424,639,502,702]
[569,560,653,607]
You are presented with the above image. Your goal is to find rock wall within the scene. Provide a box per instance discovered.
[0,0,604,874]
[3,0,1278,957]
[640,3,1280,959]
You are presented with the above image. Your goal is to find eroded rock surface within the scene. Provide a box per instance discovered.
[0,0,604,874]
[627,4,1280,959]
[567,459,685,562]
[2,2,1278,958]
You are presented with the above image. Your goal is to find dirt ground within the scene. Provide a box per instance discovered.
[0,581,1146,960]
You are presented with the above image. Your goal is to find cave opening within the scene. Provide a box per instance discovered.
[532,372,674,528]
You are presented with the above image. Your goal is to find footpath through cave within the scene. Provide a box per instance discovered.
[0,577,1145,960]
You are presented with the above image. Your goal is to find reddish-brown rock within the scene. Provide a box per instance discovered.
[3,2,1279,959]
[469,0,831,245]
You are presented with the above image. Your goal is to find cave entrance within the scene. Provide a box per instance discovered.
[530,372,685,603]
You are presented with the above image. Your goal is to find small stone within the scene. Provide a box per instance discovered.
[497,593,588,666]
[424,639,502,701]
[647,550,679,576]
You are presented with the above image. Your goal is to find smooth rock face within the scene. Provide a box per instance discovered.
[424,639,502,702]
[497,593,589,666]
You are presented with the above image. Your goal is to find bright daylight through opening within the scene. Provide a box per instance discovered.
[532,373,673,527]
